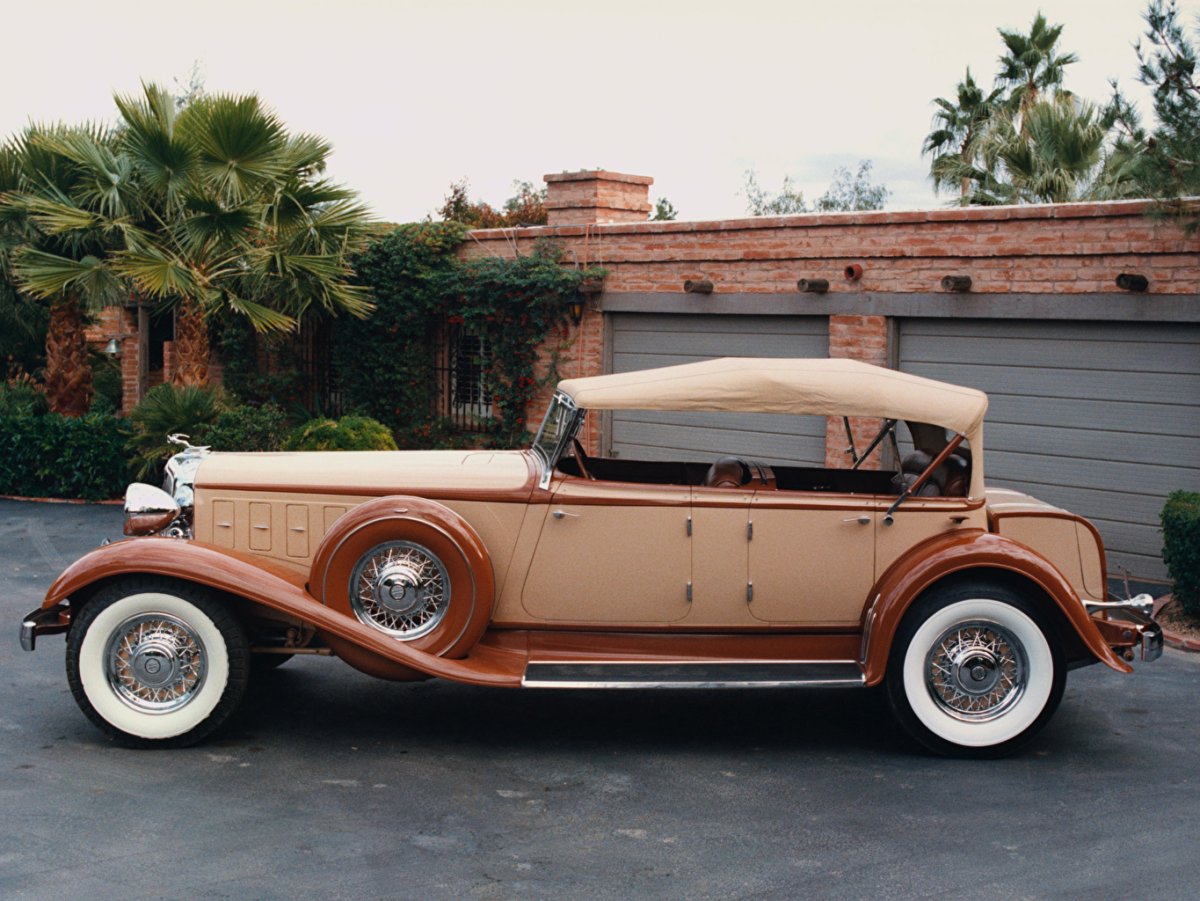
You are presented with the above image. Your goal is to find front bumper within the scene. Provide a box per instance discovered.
[19,603,70,652]
[1086,595,1164,662]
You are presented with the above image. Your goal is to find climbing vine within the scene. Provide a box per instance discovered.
[333,224,603,448]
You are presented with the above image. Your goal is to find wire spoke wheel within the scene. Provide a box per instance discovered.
[350,541,450,640]
[105,614,207,714]
[925,621,1027,722]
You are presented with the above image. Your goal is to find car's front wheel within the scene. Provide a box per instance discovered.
[66,578,249,748]
[885,582,1065,758]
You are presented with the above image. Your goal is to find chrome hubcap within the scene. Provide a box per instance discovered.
[105,614,206,713]
[350,541,450,640]
[925,620,1026,721]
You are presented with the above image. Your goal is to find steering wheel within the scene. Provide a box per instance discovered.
[572,438,596,480]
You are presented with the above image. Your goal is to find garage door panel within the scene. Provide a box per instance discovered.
[986,449,1191,497]
[1106,549,1165,582]
[903,319,1192,346]
[902,336,1198,374]
[984,422,1199,469]
[981,395,1200,438]
[612,351,711,373]
[613,331,819,357]
[906,361,1200,406]
[610,313,828,466]
[986,479,1170,528]
[617,409,823,438]
[613,420,826,466]
[900,318,1200,580]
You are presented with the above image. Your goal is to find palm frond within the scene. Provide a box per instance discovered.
[222,291,297,332]
[115,82,197,213]
[179,94,287,204]
[12,248,125,309]
[110,246,204,299]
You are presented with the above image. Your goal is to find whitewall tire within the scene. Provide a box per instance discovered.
[66,579,249,748]
[886,582,1065,758]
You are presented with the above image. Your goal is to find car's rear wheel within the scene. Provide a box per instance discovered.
[885,581,1065,758]
[66,578,249,748]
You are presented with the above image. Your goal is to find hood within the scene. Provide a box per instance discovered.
[194,449,535,499]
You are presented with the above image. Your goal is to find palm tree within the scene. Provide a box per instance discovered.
[0,125,129,414]
[922,68,1003,199]
[3,84,375,398]
[997,12,1078,122]
[969,95,1111,204]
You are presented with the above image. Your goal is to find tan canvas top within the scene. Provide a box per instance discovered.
[557,358,988,440]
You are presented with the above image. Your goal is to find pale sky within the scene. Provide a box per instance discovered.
[2,0,1195,222]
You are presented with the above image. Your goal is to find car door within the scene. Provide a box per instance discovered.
[745,490,877,626]
[520,477,692,624]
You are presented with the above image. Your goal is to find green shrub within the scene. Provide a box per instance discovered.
[1162,491,1200,617]
[90,357,124,414]
[285,415,397,451]
[0,381,49,417]
[0,413,132,501]
[193,403,289,452]
[128,384,221,479]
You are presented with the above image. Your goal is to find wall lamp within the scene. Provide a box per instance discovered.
[797,278,829,293]
[103,335,132,358]
[941,275,972,292]
[684,279,713,294]
[566,290,586,326]
[1116,273,1149,292]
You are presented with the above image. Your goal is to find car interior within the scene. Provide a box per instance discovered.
[556,418,972,497]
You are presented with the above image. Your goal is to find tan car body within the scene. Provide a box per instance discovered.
[26,358,1162,754]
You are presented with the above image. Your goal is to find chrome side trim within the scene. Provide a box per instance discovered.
[522,661,865,689]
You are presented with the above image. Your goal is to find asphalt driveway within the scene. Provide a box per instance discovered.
[1,498,1198,900]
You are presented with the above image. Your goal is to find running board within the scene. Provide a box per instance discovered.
[521,661,865,689]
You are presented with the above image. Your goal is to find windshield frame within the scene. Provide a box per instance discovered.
[531,391,585,489]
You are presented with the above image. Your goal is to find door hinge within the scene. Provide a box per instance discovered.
[747,520,754,541]
[746,582,754,602]
[687,515,692,537]
[686,581,693,602]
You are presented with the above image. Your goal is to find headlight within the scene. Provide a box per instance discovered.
[125,442,210,538]
[123,483,181,536]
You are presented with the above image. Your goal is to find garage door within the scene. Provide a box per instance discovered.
[899,318,1200,581]
[608,313,829,466]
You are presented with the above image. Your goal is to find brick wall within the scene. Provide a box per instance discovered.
[463,173,1196,460]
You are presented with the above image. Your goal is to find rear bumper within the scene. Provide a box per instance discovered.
[1086,596,1164,663]
[19,603,70,652]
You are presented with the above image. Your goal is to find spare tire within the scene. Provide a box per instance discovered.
[309,496,494,660]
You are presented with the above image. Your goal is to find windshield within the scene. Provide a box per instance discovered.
[531,392,583,484]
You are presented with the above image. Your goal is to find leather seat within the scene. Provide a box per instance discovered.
[900,450,970,497]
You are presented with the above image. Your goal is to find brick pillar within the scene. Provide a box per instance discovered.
[544,170,653,226]
[120,306,140,414]
[825,314,889,468]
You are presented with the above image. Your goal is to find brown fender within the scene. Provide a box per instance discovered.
[41,538,522,687]
[309,495,495,659]
[859,529,1130,686]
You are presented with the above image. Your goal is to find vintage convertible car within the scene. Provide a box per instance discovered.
[20,358,1162,756]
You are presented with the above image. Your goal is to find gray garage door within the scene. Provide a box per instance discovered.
[608,313,829,465]
[899,318,1200,581]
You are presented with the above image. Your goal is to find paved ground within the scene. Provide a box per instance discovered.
[1,498,1198,900]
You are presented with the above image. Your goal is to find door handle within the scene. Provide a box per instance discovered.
[552,510,579,519]
[842,515,871,525]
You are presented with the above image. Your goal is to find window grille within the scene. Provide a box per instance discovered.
[434,321,494,432]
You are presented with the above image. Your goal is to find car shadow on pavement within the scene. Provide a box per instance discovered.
[228,661,914,757]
